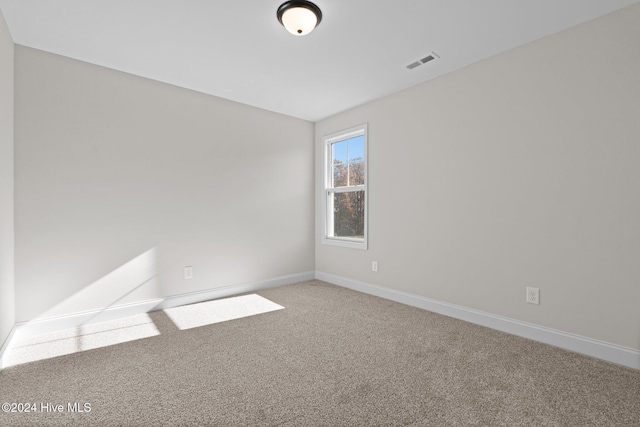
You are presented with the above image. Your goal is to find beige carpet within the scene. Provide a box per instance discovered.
[1,280,639,426]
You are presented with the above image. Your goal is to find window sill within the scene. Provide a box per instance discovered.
[322,237,368,250]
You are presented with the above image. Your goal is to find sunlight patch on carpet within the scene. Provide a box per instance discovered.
[5,314,159,367]
[163,294,284,330]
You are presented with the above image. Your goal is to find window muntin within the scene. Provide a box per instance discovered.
[323,124,367,249]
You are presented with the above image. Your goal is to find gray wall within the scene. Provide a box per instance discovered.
[316,5,640,350]
[14,46,314,322]
[0,8,14,348]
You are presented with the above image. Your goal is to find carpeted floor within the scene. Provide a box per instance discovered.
[1,280,639,426]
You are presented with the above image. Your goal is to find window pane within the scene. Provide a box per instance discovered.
[332,140,348,187]
[348,135,365,186]
[333,191,365,239]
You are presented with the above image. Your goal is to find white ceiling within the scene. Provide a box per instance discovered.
[1,0,638,122]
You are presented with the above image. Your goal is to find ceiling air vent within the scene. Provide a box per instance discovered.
[406,52,439,70]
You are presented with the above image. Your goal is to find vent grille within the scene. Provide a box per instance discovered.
[406,52,439,70]
[420,55,435,64]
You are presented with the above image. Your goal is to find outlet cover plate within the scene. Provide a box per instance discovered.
[526,287,540,305]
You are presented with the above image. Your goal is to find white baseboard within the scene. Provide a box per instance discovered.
[315,271,640,370]
[5,270,637,372]
[10,271,315,342]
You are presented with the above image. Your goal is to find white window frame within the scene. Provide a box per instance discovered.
[322,124,368,250]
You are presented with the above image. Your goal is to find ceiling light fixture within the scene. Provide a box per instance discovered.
[277,1,322,36]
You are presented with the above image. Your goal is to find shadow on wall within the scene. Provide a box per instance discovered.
[1,248,291,369]
[2,245,286,368]
[2,249,162,368]
[28,248,161,326]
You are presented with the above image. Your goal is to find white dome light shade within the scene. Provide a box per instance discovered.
[277,1,322,36]
[282,7,317,35]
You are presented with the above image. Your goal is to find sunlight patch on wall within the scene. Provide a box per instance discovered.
[163,294,284,330]
[4,314,159,367]
[32,248,159,323]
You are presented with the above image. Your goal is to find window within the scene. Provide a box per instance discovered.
[323,124,367,249]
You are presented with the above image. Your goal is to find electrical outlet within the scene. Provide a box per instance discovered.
[184,266,193,280]
[372,261,378,272]
[526,287,539,305]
